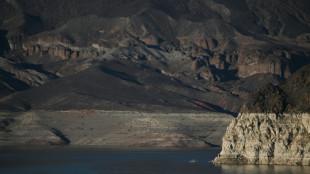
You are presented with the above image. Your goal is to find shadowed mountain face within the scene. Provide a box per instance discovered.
[0,0,310,113]
[241,64,310,113]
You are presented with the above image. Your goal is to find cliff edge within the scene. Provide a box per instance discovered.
[214,64,310,165]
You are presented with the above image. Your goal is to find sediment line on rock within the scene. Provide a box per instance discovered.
[213,113,310,165]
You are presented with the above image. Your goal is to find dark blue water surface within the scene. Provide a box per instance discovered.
[1,147,310,174]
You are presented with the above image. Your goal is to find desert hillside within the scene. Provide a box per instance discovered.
[0,0,310,113]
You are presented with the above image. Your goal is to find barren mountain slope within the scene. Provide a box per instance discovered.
[0,0,310,113]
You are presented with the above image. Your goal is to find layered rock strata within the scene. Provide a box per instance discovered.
[214,64,310,165]
[2,0,310,82]
[0,0,310,115]
[213,113,310,165]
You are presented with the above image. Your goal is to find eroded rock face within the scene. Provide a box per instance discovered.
[214,113,310,165]
[214,64,310,165]
[26,44,104,59]
[1,0,310,80]
[0,0,310,113]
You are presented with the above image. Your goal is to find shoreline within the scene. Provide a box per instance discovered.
[0,110,233,148]
[0,145,221,154]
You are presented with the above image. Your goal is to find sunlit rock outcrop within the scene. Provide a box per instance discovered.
[214,64,310,165]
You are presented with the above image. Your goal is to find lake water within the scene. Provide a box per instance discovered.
[1,147,310,174]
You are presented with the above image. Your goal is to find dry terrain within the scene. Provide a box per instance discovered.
[0,110,233,147]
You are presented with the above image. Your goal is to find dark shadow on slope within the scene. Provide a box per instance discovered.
[0,117,14,132]
[0,69,31,93]
[204,141,220,148]
[17,63,58,79]
[0,30,10,57]
[51,128,70,145]
[172,78,209,92]
[188,99,238,117]
[100,66,143,85]
[289,54,310,73]
[21,13,50,36]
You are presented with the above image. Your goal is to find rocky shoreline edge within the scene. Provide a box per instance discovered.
[213,112,310,165]
[214,64,310,165]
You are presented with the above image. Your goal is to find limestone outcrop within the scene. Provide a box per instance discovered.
[214,64,310,165]
[214,113,310,165]
[25,44,104,59]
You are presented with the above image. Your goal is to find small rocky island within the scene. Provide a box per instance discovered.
[214,64,310,165]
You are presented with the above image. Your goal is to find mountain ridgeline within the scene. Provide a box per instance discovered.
[0,0,310,113]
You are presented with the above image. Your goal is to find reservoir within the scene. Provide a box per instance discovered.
[1,147,310,174]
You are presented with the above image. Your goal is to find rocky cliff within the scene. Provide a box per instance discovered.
[214,113,310,165]
[214,64,310,165]
[3,0,309,79]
